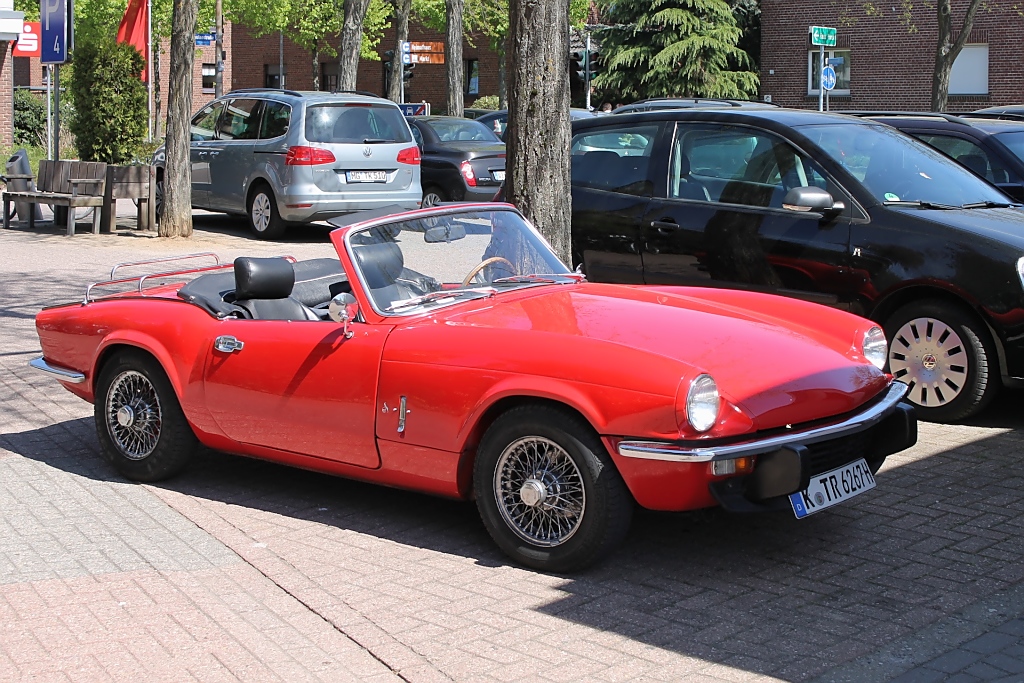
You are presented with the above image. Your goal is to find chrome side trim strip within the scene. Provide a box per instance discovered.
[29,357,86,384]
[618,382,909,463]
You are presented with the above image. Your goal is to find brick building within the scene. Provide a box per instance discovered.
[11,18,501,142]
[759,0,1024,112]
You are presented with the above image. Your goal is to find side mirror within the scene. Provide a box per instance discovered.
[782,186,844,216]
[329,292,359,338]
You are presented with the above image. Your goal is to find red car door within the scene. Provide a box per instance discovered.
[202,319,389,468]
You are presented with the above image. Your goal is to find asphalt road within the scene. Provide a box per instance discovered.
[1,211,1022,682]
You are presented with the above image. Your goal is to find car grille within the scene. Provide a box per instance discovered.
[805,428,873,476]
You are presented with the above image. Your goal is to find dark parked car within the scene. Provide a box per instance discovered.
[849,112,1024,202]
[407,116,506,206]
[974,105,1024,118]
[570,108,1024,421]
[612,98,777,115]
[477,108,596,137]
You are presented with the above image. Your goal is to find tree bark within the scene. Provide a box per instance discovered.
[497,42,507,109]
[508,0,571,263]
[338,0,372,92]
[931,0,983,111]
[312,40,320,90]
[445,0,464,116]
[388,0,412,103]
[161,0,199,238]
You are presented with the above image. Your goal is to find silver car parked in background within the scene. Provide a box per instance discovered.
[153,89,422,239]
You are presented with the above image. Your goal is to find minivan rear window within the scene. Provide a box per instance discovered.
[305,104,412,144]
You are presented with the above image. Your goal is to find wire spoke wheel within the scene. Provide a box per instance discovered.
[494,436,586,547]
[105,370,162,460]
[251,192,272,232]
[889,316,967,408]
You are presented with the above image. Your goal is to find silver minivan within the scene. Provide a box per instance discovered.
[153,89,422,239]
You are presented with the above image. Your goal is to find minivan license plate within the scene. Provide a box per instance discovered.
[347,171,387,183]
[789,458,875,518]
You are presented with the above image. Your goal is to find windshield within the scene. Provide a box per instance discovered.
[995,131,1024,164]
[795,122,1010,205]
[305,104,412,144]
[346,208,572,315]
[424,118,500,142]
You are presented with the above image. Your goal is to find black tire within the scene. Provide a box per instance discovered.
[422,185,447,208]
[884,300,998,422]
[247,183,287,240]
[473,405,634,572]
[94,350,198,482]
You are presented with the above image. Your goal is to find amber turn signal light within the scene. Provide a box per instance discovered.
[711,456,755,477]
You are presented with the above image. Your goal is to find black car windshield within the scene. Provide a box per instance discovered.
[795,122,1010,205]
[424,119,500,142]
[994,131,1024,164]
[305,104,412,144]
[347,208,571,315]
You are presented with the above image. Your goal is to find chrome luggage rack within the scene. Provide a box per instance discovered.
[84,253,230,304]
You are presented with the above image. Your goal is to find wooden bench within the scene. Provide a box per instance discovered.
[2,160,108,236]
[101,165,157,233]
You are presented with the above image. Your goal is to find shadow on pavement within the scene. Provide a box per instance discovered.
[4,412,1023,682]
[192,213,336,243]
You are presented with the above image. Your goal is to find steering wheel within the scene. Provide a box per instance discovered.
[462,257,516,286]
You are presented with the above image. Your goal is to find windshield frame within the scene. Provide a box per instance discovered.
[339,204,572,319]
[791,121,1013,207]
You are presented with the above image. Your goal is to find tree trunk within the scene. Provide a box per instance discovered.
[312,40,320,90]
[445,0,464,116]
[497,42,507,109]
[388,0,412,103]
[507,0,571,263]
[338,0,372,91]
[161,0,199,238]
[154,46,162,139]
[931,0,983,111]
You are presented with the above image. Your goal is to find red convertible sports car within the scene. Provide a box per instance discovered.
[32,204,916,571]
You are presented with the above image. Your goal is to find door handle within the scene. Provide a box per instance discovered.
[214,335,244,353]
[651,219,679,233]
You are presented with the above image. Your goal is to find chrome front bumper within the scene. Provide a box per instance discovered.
[29,357,86,383]
[618,382,910,463]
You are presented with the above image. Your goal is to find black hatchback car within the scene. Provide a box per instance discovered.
[850,112,1024,202]
[570,108,1024,421]
[407,116,506,206]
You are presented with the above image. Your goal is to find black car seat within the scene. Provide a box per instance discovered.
[231,257,320,321]
[350,237,416,310]
[673,153,711,201]
[957,153,990,180]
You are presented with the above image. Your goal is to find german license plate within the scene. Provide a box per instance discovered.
[347,171,387,183]
[790,458,876,518]
[492,170,505,181]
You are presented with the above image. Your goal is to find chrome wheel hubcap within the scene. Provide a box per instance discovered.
[252,193,271,232]
[423,192,441,207]
[889,317,967,407]
[494,437,585,547]
[105,370,162,460]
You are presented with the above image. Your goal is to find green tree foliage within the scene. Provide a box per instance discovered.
[411,0,588,49]
[593,0,758,101]
[69,39,148,163]
[13,89,47,149]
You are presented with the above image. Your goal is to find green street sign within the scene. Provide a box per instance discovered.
[810,26,837,47]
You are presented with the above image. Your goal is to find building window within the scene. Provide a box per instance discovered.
[465,59,479,95]
[321,62,339,92]
[264,64,286,89]
[202,63,216,92]
[949,44,988,95]
[807,49,851,96]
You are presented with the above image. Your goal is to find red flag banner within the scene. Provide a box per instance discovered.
[116,0,149,81]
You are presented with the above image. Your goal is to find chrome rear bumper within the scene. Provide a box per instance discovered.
[618,382,910,463]
[29,357,86,383]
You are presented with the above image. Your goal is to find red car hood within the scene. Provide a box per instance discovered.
[431,283,888,431]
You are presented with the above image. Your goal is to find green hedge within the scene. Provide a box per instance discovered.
[69,40,148,164]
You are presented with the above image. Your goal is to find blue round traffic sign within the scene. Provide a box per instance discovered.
[821,65,837,91]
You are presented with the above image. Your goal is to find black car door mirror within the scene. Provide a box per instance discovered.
[996,183,1024,202]
[782,186,844,216]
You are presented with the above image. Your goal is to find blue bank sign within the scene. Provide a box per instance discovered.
[40,0,71,64]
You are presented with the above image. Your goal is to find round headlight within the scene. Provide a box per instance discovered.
[686,374,720,432]
[863,326,887,370]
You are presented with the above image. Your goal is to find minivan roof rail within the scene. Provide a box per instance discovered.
[229,87,303,97]
[628,97,776,107]
[841,111,972,124]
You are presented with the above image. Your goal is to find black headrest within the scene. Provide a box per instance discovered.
[351,240,404,289]
[677,153,691,177]
[234,257,295,300]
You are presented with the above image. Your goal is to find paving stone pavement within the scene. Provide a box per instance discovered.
[1,212,1023,682]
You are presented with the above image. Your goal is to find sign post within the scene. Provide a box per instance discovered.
[41,0,71,159]
[401,41,410,104]
[809,26,837,113]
